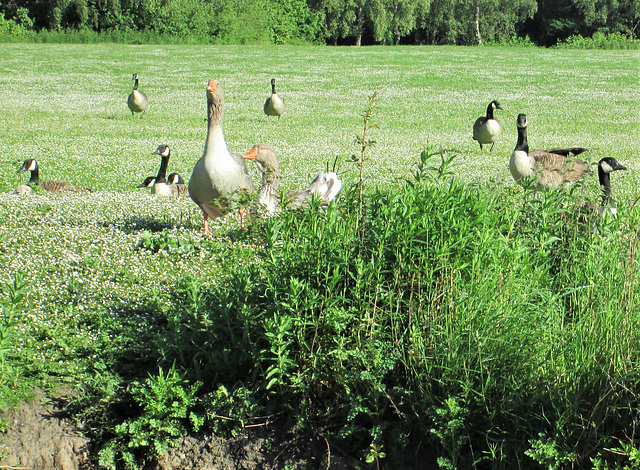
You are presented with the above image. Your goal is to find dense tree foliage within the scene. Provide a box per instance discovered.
[0,0,637,44]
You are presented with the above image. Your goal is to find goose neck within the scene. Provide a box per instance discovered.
[598,166,611,199]
[261,167,280,193]
[486,103,494,119]
[515,126,529,153]
[29,167,40,185]
[155,156,169,183]
[133,78,139,91]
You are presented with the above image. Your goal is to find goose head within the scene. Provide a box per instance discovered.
[132,73,139,81]
[598,157,627,175]
[167,172,185,185]
[18,158,38,173]
[152,144,171,158]
[490,100,502,111]
[138,176,156,188]
[516,113,528,129]
[242,144,279,176]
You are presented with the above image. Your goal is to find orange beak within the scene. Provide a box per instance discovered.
[207,80,218,93]
[242,146,258,160]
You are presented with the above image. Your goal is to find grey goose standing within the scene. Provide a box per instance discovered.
[127,73,149,117]
[509,113,590,189]
[263,78,285,120]
[17,159,91,194]
[472,100,503,151]
[242,143,342,215]
[189,80,255,234]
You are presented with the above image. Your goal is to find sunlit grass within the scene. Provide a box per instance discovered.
[0,44,637,197]
[0,44,639,467]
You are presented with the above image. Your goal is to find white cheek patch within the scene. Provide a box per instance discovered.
[162,147,170,157]
[600,162,614,173]
[28,160,37,171]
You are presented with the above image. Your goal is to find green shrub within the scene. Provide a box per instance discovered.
[556,31,640,49]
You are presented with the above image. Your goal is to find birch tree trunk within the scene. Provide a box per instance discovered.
[475,1,483,44]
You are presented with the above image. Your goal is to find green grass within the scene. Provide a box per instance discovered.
[1,44,640,469]
[0,44,637,194]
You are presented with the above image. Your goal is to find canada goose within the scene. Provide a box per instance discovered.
[137,176,156,188]
[127,73,149,117]
[594,157,627,218]
[472,100,502,151]
[242,144,342,215]
[189,80,255,234]
[167,172,185,185]
[263,78,285,120]
[16,159,91,194]
[138,172,188,196]
[509,114,590,189]
[147,145,189,196]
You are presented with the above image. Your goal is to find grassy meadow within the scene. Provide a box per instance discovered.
[1,44,640,469]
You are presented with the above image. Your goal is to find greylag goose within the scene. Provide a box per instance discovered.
[189,80,255,234]
[509,113,590,189]
[127,73,149,117]
[17,159,91,194]
[242,143,342,215]
[263,78,285,120]
[472,100,502,151]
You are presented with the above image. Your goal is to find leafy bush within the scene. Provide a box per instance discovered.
[556,31,640,49]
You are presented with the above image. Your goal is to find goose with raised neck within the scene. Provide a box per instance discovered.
[263,78,285,120]
[472,100,502,151]
[597,157,627,217]
[127,73,149,117]
[509,113,590,189]
[189,80,255,234]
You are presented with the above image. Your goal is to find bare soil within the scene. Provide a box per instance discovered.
[0,389,354,470]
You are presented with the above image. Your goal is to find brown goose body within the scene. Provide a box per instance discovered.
[127,73,149,117]
[17,159,91,194]
[509,114,590,189]
[242,143,342,215]
[189,80,255,233]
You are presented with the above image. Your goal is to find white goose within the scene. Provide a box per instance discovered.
[188,80,255,234]
[242,143,342,215]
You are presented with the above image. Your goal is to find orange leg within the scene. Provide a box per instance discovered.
[203,211,212,236]
[239,208,247,231]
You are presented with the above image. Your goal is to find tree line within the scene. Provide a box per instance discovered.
[0,0,638,46]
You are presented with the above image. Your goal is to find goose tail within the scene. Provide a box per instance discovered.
[308,172,343,202]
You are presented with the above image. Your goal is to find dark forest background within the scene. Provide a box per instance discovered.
[0,0,638,47]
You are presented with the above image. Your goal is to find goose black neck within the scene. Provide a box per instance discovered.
[133,78,139,91]
[515,126,529,153]
[271,82,277,94]
[29,167,40,185]
[598,166,611,199]
[486,103,495,119]
[155,156,169,184]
